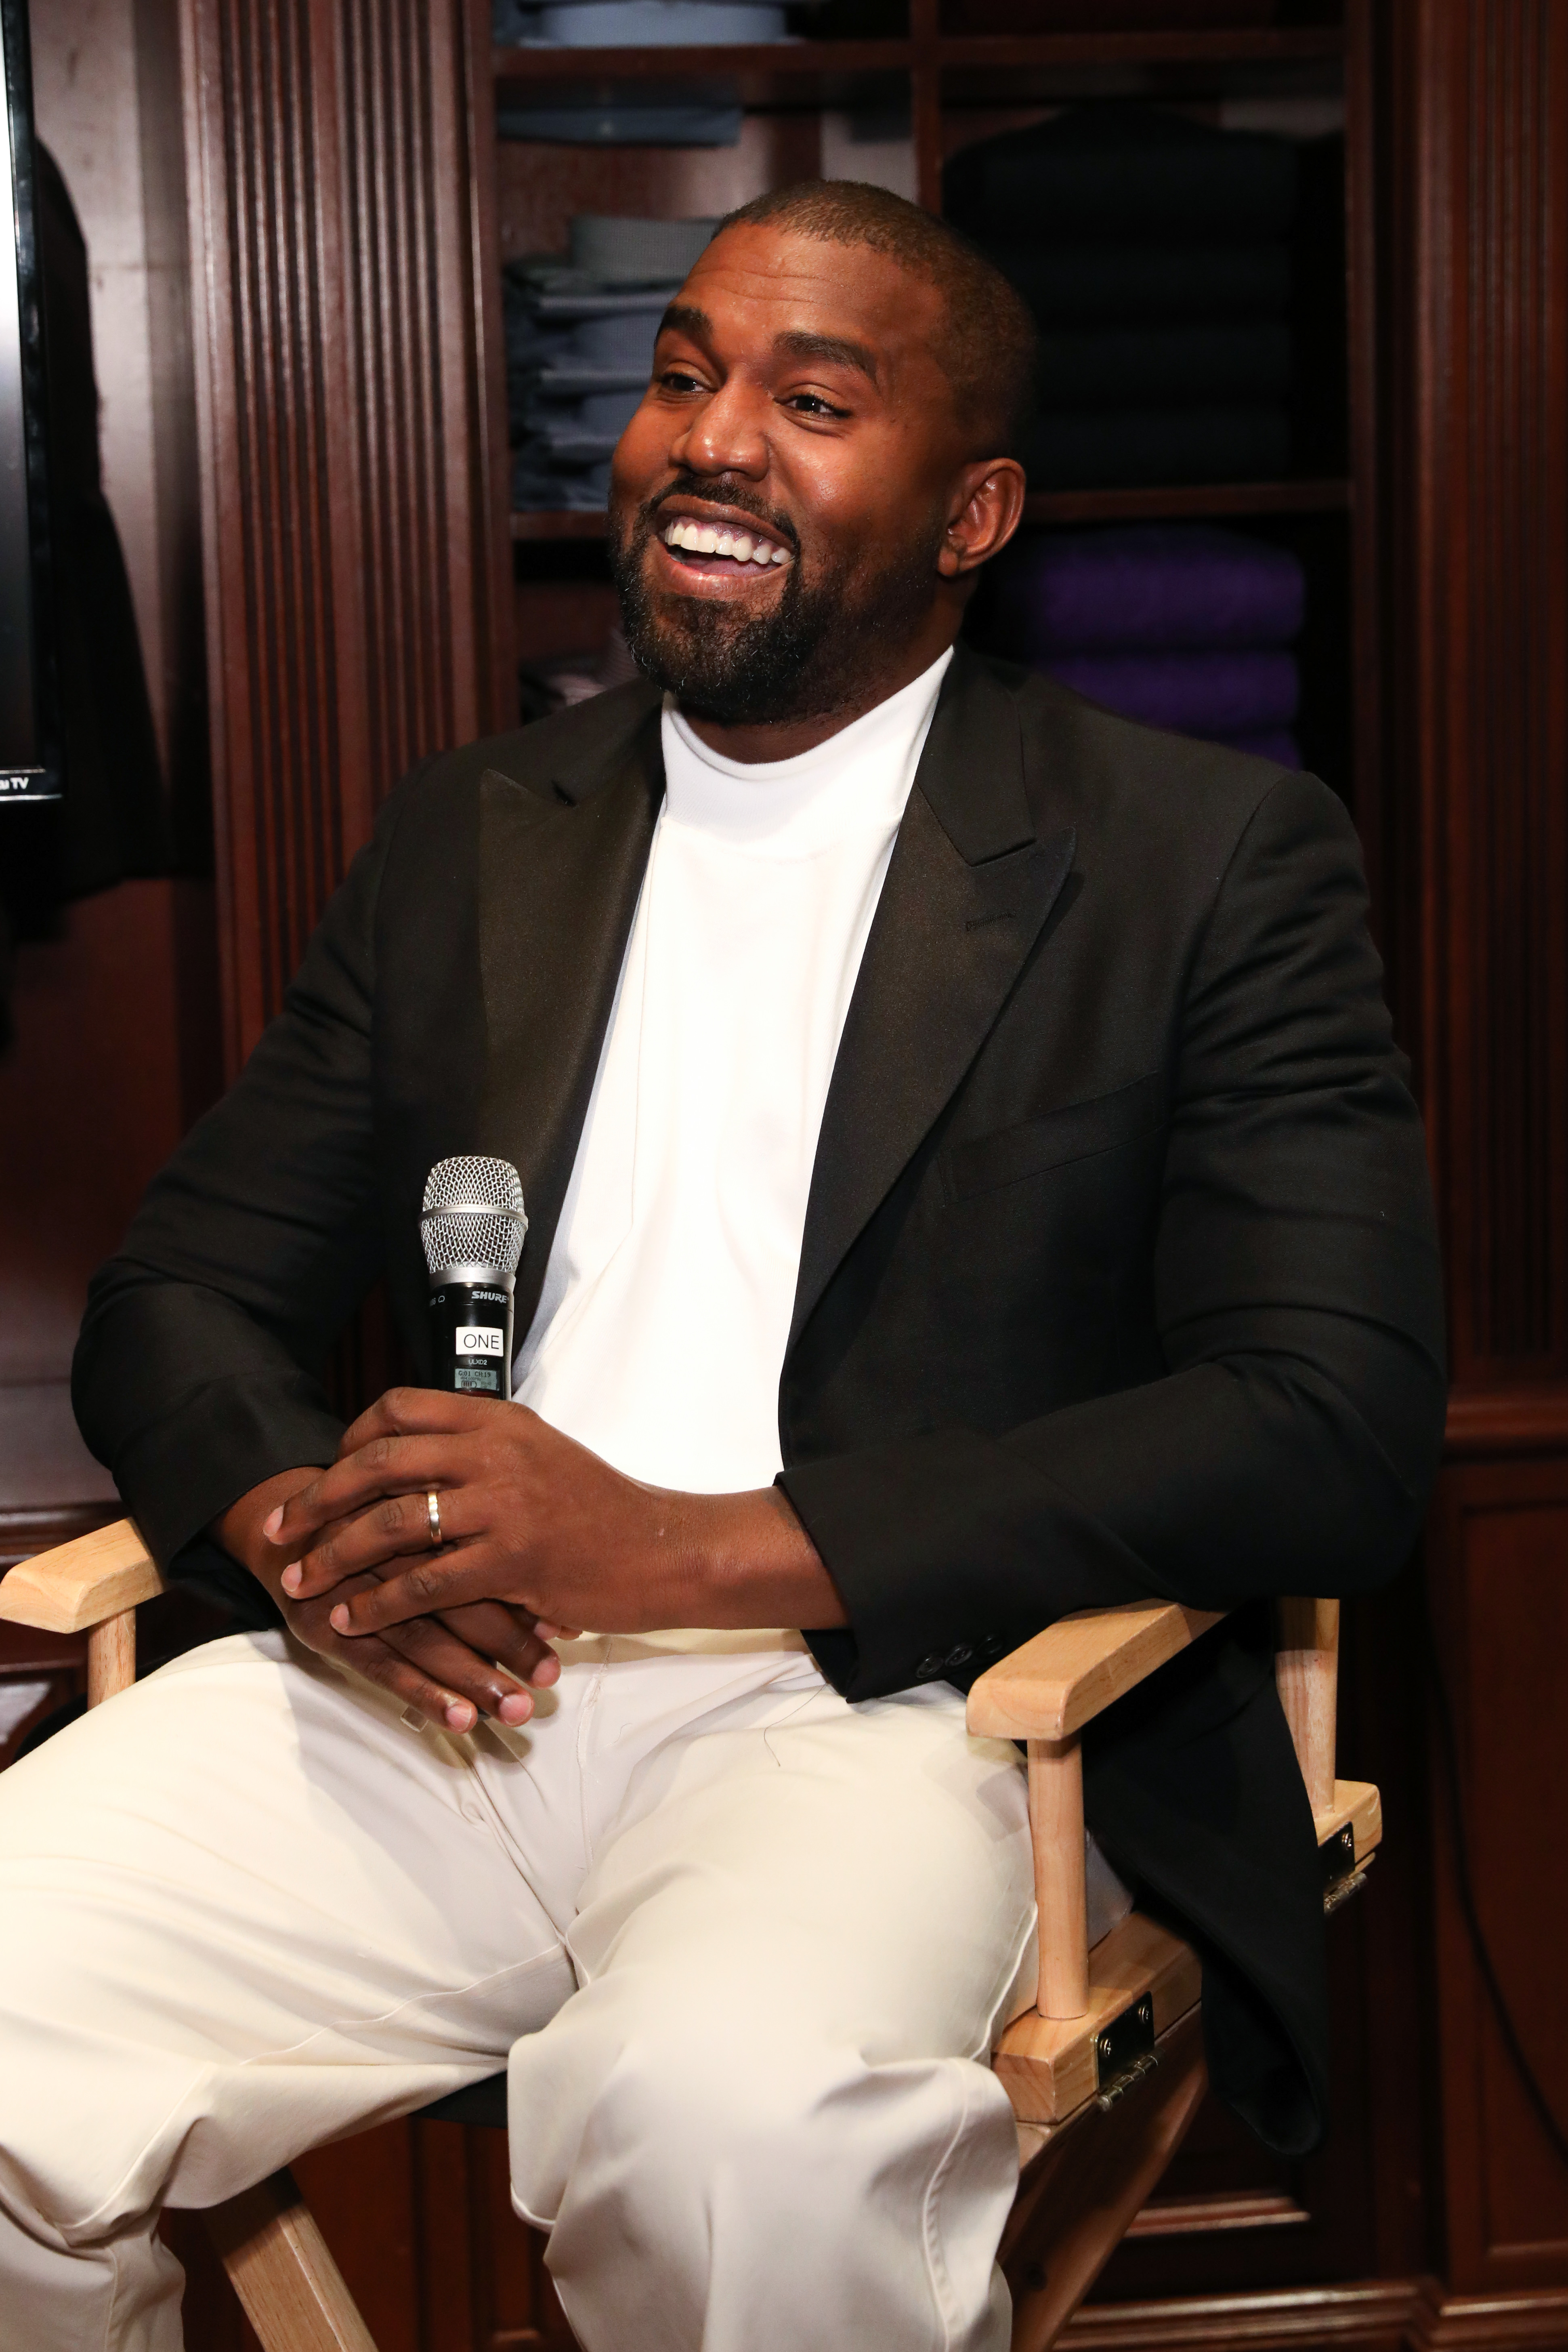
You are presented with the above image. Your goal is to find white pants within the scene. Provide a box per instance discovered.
[0,1627,1126,2352]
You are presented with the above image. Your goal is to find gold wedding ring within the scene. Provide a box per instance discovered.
[426,1488,443,1549]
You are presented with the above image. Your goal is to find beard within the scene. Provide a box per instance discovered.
[609,474,947,729]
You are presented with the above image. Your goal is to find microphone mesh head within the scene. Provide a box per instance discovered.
[421,1156,527,1278]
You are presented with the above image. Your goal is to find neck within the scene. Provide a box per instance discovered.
[676,622,957,765]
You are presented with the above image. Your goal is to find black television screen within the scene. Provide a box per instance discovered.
[0,0,59,803]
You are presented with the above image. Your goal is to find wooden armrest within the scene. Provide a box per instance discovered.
[966,1600,1226,1743]
[0,1518,165,1633]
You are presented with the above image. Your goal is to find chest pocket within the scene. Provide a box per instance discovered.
[947,1071,1168,1201]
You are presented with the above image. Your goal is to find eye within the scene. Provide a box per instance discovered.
[657,366,706,396]
[782,391,851,419]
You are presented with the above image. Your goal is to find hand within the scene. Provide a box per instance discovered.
[267,1387,847,1642]
[216,1467,562,1734]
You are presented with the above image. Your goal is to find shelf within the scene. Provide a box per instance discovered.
[510,480,1350,543]
[932,27,1343,68]
[1020,477,1351,523]
[491,24,1341,101]
[494,40,913,106]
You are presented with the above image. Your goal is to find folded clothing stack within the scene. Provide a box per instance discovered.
[943,105,1299,490]
[494,0,787,143]
[989,524,1304,767]
[508,214,716,511]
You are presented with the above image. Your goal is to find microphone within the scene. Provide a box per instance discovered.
[421,1157,528,1400]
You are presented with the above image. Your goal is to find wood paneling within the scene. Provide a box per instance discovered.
[1425,1462,1568,2292]
[1386,0,1568,1384]
[1380,0,1568,2318]
[181,0,512,1069]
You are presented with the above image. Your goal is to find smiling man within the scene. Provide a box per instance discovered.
[0,184,1444,2352]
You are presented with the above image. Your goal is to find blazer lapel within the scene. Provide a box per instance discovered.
[789,651,1076,1352]
[477,705,663,1332]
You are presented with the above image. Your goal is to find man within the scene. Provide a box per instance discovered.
[0,182,1444,2350]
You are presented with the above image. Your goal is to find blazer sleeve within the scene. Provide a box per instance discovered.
[70,777,417,1577]
[780,770,1448,1702]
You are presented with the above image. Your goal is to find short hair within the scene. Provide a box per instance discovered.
[712,180,1038,462]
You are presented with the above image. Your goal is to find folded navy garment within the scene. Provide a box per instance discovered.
[504,288,675,374]
[1043,649,1299,736]
[983,242,1292,327]
[1035,324,1292,410]
[516,384,645,443]
[1023,406,1291,490]
[944,104,1299,246]
[567,212,717,283]
[512,448,614,511]
[992,527,1305,654]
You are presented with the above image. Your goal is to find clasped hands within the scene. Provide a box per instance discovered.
[224,1389,841,1735]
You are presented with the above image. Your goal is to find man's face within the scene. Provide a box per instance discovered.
[607,225,968,728]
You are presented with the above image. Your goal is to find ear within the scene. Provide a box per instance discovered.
[937,458,1028,579]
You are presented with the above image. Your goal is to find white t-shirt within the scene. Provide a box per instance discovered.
[512,649,952,1646]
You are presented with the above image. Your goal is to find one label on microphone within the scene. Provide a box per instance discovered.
[455,1326,505,1359]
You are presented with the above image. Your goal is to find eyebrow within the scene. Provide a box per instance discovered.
[655,308,881,390]
[772,330,880,387]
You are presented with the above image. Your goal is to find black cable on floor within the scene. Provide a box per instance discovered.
[1420,1595,1568,2169]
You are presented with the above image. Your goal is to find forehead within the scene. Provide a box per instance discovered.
[674,224,949,387]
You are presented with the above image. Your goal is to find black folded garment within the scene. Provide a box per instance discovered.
[1034,324,1291,410]
[945,103,1298,246]
[982,242,1291,326]
[1023,406,1291,491]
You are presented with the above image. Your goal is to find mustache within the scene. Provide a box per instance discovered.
[635,473,801,557]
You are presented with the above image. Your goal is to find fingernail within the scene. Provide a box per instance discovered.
[330,1604,350,1632]
[531,1655,560,1686]
[445,1701,474,1730]
[499,1692,533,1724]
[262,1507,285,1540]
[281,1564,303,1593]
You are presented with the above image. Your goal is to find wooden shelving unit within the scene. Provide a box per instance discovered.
[489,0,1375,836]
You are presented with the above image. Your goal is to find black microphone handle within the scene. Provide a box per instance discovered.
[428,1274,515,1400]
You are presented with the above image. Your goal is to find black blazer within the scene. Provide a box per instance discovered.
[74,647,1446,2157]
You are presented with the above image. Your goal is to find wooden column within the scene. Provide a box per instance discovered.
[179,0,512,1068]
[1384,0,1568,2303]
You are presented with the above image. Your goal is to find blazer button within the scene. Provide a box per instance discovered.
[915,1652,946,1680]
[946,1643,974,1669]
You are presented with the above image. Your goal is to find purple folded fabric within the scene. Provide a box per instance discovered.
[1218,728,1301,768]
[1043,649,1299,734]
[995,525,1304,654]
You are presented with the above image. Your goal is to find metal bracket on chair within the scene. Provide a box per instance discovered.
[1094,1993,1157,2108]
[1320,1823,1366,1912]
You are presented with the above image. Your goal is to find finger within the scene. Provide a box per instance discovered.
[379,1612,537,1728]
[439,1597,561,1691]
[266,1436,479,1560]
[333,1385,521,1465]
[329,1551,515,1640]
[320,1624,487,1734]
[281,1486,479,1601]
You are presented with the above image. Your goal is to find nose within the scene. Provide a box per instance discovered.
[669,375,768,481]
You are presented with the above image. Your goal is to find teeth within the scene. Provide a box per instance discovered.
[661,517,791,567]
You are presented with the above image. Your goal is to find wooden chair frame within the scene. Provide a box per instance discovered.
[0,1525,1379,2352]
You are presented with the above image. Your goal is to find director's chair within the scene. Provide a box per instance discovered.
[0,1523,1377,2352]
